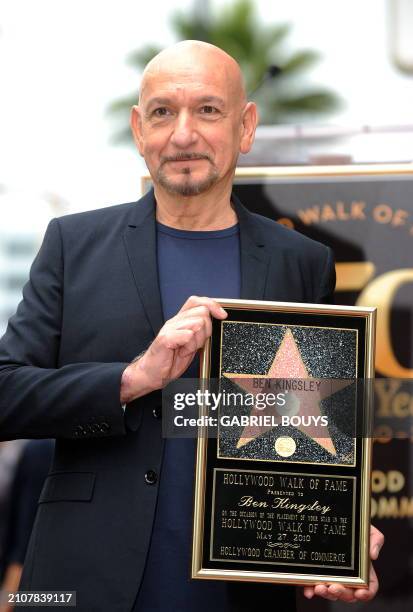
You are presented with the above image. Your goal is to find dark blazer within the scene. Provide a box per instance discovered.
[0,189,335,611]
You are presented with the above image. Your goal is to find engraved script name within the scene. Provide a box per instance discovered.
[238,495,331,515]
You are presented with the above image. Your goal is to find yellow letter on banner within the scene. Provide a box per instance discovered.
[356,270,413,378]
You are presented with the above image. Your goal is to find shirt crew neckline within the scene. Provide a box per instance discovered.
[156,221,239,240]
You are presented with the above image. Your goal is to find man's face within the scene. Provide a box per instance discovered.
[131,55,255,197]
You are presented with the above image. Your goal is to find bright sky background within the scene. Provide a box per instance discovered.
[1,0,413,230]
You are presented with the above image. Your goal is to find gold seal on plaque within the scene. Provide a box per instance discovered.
[275,436,296,457]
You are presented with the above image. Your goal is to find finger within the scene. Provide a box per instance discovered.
[148,329,198,382]
[174,316,206,332]
[155,317,209,363]
[157,318,204,350]
[174,317,209,353]
[191,298,227,320]
[193,321,209,351]
[174,314,211,339]
[327,584,358,602]
[174,305,210,320]
[179,296,227,319]
[308,581,358,603]
[178,334,203,358]
[313,584,337,601]
[177,342,198,360]
[175,330,200,358]
[370,525,384,560]
[155,329,196,352]
[303,586,315,599]
[173,306,213,337]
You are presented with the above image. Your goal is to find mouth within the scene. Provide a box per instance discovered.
[168,160,206,176]
[162,154,211,165]
[168,159,207,167]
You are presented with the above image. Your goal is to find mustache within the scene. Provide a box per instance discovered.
[161,152,212,164]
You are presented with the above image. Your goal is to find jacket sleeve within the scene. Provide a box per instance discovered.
[0,219,129,441]
[315,246,336,305]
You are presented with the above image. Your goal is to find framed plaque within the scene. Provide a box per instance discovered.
[192,299,376,586]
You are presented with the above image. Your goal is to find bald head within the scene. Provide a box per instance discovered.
[131,40,257,199]
[140,40,246,107]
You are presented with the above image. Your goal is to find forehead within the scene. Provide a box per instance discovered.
[140,60,234,107]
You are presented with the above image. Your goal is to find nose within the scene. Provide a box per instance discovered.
[170,110,198,148]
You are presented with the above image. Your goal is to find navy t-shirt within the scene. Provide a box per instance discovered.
[133,222,295,612]
[156,221,241,330]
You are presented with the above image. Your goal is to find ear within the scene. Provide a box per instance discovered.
[130,105,144,156]
[239,102,258,155]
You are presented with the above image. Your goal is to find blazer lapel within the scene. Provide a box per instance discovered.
[233,194,271,300]
[123,189,164,336]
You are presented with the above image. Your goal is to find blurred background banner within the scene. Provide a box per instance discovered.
[1,1,413,610]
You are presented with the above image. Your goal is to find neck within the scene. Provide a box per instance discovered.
[154,183,237,230]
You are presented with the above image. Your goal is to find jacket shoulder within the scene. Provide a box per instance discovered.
[56,200,139,230]
[249,210,329,257]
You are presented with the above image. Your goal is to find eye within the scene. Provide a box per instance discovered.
[153,107,170,117]
[200,105,219,115]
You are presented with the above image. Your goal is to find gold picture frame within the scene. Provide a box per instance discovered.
[191,299,376,587]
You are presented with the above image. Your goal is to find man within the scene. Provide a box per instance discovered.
[0,41,383,611]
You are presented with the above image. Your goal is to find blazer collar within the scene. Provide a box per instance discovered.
[231,193,270,300]
[123,190,164,336]
[122,189,270,336]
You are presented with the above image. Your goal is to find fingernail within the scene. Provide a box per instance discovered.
[373,545,380,559]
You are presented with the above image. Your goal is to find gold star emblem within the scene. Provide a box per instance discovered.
[223,329,351,455]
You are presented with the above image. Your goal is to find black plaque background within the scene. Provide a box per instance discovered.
[211,469,355,569]
[199,307,368,580]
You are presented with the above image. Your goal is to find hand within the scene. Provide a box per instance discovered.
[120,296,227,403]
[303,525,384,603]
